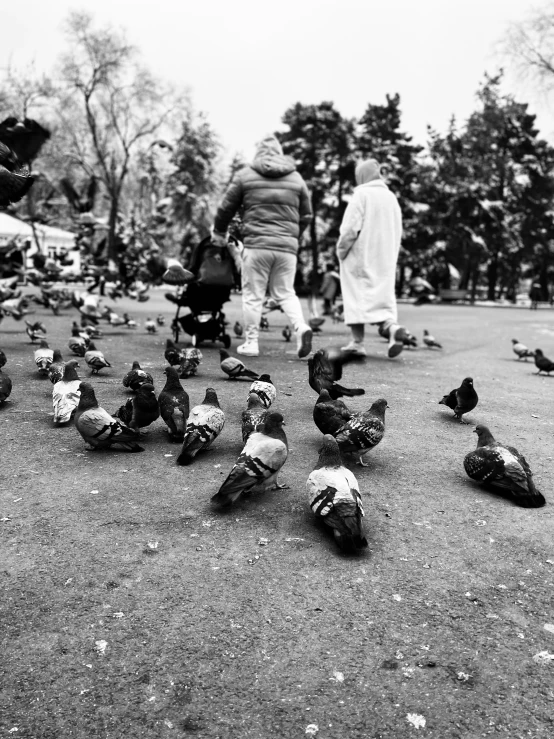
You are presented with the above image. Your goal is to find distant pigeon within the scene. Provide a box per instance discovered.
[123,313,138,329]
[307,434,368,551]
[313,389,352,436]
[0,367,12,405]
[233,321,244,337]
[241,392,269,443]
[211,412,288,507]
[248,374,276,409]
[176,388,225,465]
[25,319,47,343]
[259,315,269,331]
[179,347,203,378]
[115,383,159,430]
[68,327,89,357]
[282,325,292,342]
[534,349,554,375]
[0,349,6,369]
[122,361,154,392]
[439,377,478,422]
[48,349,65,384]
[423,329,442,349]
[164,338,182,366]
[464,425,546,508]
[158,367,189,442]
[308,348,365,399]
[335,398,388,466]
[145,317,157,334]
[34,339,53,376]
[219,349,259,380]
[75,382,144,452]
[84,342,111,375]
[156,314,166,326]
[511,339,533,361]
[52,360,81,425]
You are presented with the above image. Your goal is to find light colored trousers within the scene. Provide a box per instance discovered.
[242,249,306,332]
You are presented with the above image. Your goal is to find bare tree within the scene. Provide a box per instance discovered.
[57,11,188,263]
[501,3,554,89]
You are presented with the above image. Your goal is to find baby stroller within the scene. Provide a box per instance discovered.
[166,237,238,346]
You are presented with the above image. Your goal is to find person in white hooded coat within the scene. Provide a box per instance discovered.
[336,159,411,358]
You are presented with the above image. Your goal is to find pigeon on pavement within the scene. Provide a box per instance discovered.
[52,360,81,425]
[219,349,259,380]
[212,412,288,507]
[48,349,65,384]
[0,349,6,369]
[115,383,159,430]
[68,327,89,356]
[439,377,478,422]
[74,382,144,452]
[234,321,244,337]
[241,392,269,443]
[464,425,546,508]
[307,434,368,551]
[34,339,54,376]
[25,320,47,343]
[260,315,269,331]
[423,329,442,349]
[145,317,157,334]
[308,348,365,399]
[122,361,154,392]
[164,338,182,366]
[158,367,190,442]
[282,325,292,342]
[534,349,554,375]
[511,339,534,361]
[179,347,203,378]
[335,398,388,466]
[0,368,12,405]
[84,342,111,375]
[248,374,276,408]
[313,389,352,436]
[176,388,225,465]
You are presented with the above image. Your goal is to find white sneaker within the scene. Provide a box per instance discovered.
[340,341,367,356]
[237,340,259,357]
[296,325,313,358]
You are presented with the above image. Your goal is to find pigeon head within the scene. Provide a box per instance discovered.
[219,349,230,360]
[511,339,519,345]
[77,382,98,409]
[258,374,272,383]
[87,341,97,351]
[53,349,63,362]
[39,339,49,348]
[535,349,543,357]
[260,412,285,434]
[137,383,155,397]
[131,360,141,370]
[64,360,80,380]
[315,434,343,469]
[369,398,389,417]
[71,326,81,336]
[164,366,179,379]
[203,387,220,407]
[462,377,474,387]
[246,391,265,409]
[473,424,495,447]
[424,329,430,336]
[316,389,332,404]
[166,338,176,348]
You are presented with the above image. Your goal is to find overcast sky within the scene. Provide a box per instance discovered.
[3,0,552,160]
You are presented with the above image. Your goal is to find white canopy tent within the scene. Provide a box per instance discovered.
[0,213,79,270]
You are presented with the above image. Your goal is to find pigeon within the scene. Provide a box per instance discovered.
[52,360,81,424]
[439,377,478,422]
[164,338,182,366]
[156,314,166,326]
[463,425,546,508]
[74,382,144,452]
[233,321,244,337]
[335,398,388,466]
[282,325,292,342]
[211,412,288,507]
[122,361,154,392]
[260,315,269,331]
[25,320,47,343]
[308,348,365,399]
[34,339,54,376]
[179,347,203,378]
[114,383,159,430]
[248,374,276,409]
[534,349,554,375]
[0,349,6,369]
[219,349,259,380]
[84,342,111,375]
[123,313,138,329]
[158,367,190,442]
[307,434,368,551]
[423,329,442,349]
[241,392,269,443]
[48,349,66,384]
[79,320,102,339]
[176,388,225,465]
[379,323,417,347]
[68,327,89,357]
[511,339,534,361]
[313,389,352,436]
[145,317,157,334]
[0,368,12,405]
[0,140,34,206]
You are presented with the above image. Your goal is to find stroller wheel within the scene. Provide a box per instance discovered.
[191,334,197,347]
[222,334,231,349]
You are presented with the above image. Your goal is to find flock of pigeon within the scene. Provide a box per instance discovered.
[0,309,549,553]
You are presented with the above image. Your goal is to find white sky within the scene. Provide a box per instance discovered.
[3,0,553,160]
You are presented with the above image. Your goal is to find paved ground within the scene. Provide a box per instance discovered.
[1,292,553,739]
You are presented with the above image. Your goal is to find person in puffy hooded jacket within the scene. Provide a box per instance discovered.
[212,134,313,358]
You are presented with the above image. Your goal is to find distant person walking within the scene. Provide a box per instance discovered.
[212,134,313,358]
[336,159,411,358]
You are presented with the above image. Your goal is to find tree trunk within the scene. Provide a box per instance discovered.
[309,194,319,294]
[107,192,119,266]
[487,253,498,301]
